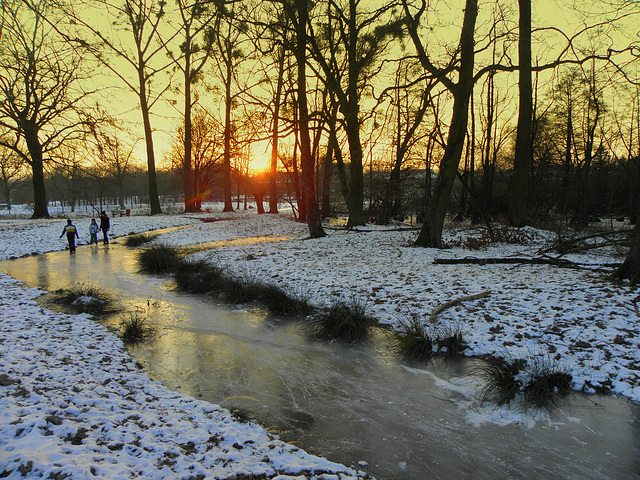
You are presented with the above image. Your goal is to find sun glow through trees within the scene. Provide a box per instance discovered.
[248,140,272,173]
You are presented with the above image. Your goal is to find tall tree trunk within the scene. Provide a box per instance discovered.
[616,189,640,282]
[269,48,285,214]
[414,0,477,247]
[508,0,532,227]
[469,91,476,220]
[483,79,496,220]
[321,101,338,217]
[343,0,364,228]
[296,0,325,238]
[378,77,431,225]
[223,43,234,213]
[342,113,365,227]
[139,77,162,215]
[118,177,125,211]
[25,131,49,218]
[183,41,197,213]
[321,142,334,218]
[378,84,404,226]
[561,102,573,212]
[378,157,403,225]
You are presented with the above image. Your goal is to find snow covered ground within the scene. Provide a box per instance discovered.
[1,204,639,478]
[0,207,369,479]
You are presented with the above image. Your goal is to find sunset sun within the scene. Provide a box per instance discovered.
[249,140,272,173]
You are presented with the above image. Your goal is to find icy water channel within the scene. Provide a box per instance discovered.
[1,237,639,480]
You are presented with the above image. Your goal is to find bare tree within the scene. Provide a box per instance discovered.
[167,0,216,213]
[307,0,401,227]
[275,0,325,237]
[404,0,479,247]
[88,122,138,211]
[0,145,27,211]
[0,0,89,218]
[508,0,532,227]
[267,47,287,214]
[376,60,435,225]
[207,1,254,212]
[63,0,179,215]
[164,107,223,210]
[249,4,293,214]
[49,147,84,212]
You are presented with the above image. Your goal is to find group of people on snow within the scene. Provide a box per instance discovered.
[60,211,110,253]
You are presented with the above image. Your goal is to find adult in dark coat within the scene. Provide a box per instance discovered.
[99,211,110,244]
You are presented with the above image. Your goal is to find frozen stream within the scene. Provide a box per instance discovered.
[1,240,639,480]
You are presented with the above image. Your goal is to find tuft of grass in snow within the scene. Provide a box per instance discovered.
[478,355,527,405]
[395,314,435,359]
[123,233,158,247]
[119,307,155,344]
[395,315,467,359]
[479,354,572,410]
[218,273,262,304]
[137,244,183,274]
[254,283,313,316]
[47,283,117,316]
[172,255,256,303]
[521,357,573,409]
[434,321,467,357]
[312,298,377,343]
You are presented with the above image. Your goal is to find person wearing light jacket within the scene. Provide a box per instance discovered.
[60,219,80,253]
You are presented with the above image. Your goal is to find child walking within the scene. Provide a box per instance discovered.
[60,219,80,253]
[89,218,99,244]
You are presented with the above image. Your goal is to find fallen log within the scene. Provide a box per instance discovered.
[434,256,623,273]
[429,291,490,323]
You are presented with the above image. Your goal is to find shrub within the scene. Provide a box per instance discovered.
[395,314,434,359]
[447,224,538,250]
[490,225,537,245]
[124,233,158,247]
[521,357,572,409]
[172,256,255,303]
[173,258,226,294]
[172,258,312,314]
[119,308,154,344]
[137,244,182,274]
[312,298,377,343]
[48,283,116,315]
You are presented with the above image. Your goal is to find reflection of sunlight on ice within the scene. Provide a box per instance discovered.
[465,404,549,429]
[403,365,481,398]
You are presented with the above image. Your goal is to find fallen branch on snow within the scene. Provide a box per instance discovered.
[429,291,490,323]
[538,229,630,255]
